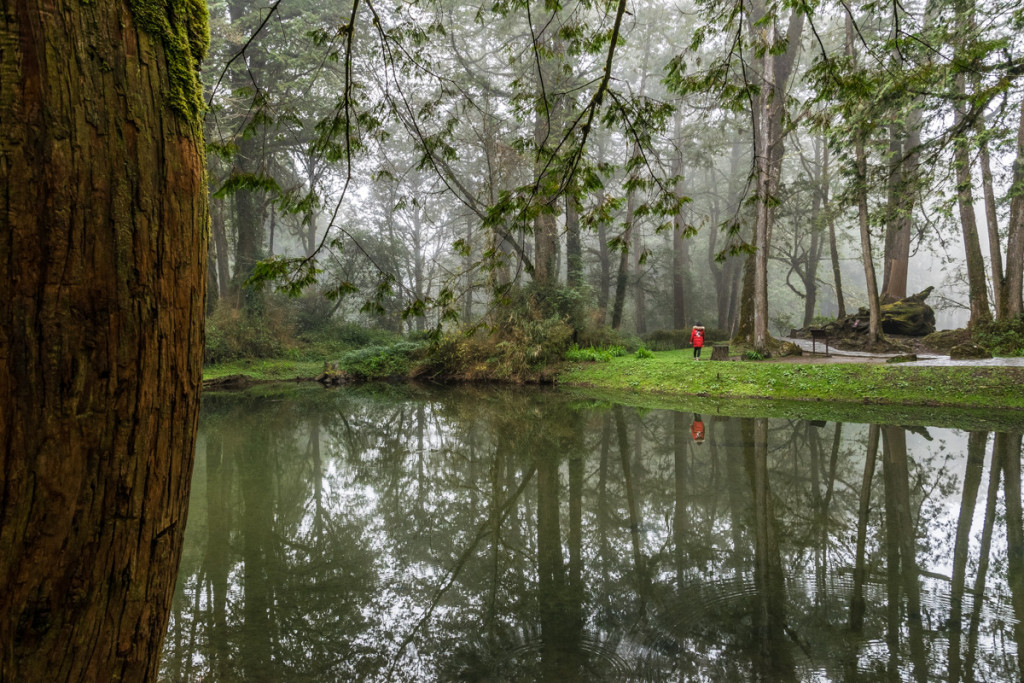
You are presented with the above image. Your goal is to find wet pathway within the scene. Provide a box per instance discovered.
[779,337,1024,368]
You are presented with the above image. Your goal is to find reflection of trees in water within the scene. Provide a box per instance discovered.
[161,387,1024,681]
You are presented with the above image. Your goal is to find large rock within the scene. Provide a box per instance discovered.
[880,287,936,336]
[950,342,992,360]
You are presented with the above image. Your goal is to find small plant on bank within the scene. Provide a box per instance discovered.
[974,316,1024,357]
[744,349,767,361]
[564,344,628,362]
[634,347,655,359]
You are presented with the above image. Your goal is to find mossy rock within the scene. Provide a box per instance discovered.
[922,329,970,353]
[950,343,992,360]
[779,341,803,357]
[886,354,918,364]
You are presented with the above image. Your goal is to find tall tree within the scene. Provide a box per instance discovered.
[746,0,805,354]
[0,1,208,680]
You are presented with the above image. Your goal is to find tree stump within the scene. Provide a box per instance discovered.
[710,344,730,361]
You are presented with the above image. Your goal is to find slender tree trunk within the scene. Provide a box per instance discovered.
[1004,99,1024,317]
[0,2,208,680]
[672,113,689,330]
[633,218,647,335]
[565,195,583,290]
[952,1,992,326]
[855,137,882,342]
[611,187,634,330]
[823,143,846,318]
[979,126,1004,317]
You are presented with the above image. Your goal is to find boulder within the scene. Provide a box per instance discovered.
[886,354,918,363]
[779,341,803,357]
[950,343,992,360]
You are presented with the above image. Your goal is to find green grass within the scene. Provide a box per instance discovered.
[203,358,324,382]
[559,349,1024,412]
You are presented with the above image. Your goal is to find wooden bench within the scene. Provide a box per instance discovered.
[710,343,730,361]
[809,328,830,355]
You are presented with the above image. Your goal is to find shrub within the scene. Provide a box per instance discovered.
[337,341,427,380]
[974,317,1024,357]
[634,347,655,359]
[744,349,767,361]
[205,307,283,364]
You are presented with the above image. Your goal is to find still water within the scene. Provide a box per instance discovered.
[162,385,1024,682]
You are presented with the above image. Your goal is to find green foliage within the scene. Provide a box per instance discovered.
[634,347,654,359]
[564,344,628,362]
[205,308,283,364]
[744,350,767,361]
[974,317,1024,357]
[337,341,427,380]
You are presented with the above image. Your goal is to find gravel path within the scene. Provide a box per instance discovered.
[779,337,1024,368]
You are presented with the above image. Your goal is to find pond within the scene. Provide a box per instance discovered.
[161,384,1024,682]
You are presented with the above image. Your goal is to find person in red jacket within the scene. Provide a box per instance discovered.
[690,322,705,360]
[691,414,705,444]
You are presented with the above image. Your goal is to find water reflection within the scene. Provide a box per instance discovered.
[162,386,1024,682]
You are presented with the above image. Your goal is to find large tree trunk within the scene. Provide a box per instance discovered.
[0,2,208,680]
[671,117,689,330]
[747,4,804,355]
[952,0,992,326]
[1004,98,1024,317]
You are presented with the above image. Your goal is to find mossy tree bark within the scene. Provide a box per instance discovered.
[0,1,207,680]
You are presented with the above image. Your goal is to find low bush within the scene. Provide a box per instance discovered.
[205,308,283,364]
[974,317,1024,357]
[634,347,655,359]
[338,341,427,380]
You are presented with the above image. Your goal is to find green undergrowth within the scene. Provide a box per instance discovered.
[203,357,324,382]
[559,349,1024,414]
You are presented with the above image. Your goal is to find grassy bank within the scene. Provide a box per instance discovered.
[558,350,1024,411]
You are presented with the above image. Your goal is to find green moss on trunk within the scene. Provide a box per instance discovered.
[127,0,210,124]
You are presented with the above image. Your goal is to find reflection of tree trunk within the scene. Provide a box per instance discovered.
[966,434,1003,672]
[206,430,233,681]
[850,424,878,632]
[743,417,793,679]
[536,448,582,680]
[727,418,748,577]
[597,415,613,610]
[948,432,986,683]
[615,406,648,600]
[238,424,273,679]
[881,426,926,681]
[999,432,1024,678]
[674,412,690,579]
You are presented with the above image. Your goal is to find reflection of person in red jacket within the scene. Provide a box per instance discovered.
[690,323,705,360]
[691,414,705,445]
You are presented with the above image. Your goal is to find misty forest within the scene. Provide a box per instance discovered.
[3,0,1024,681]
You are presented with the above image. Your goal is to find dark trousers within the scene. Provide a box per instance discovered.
[693,346,702,359]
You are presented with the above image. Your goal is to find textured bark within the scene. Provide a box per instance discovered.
[671,116,688,330]
[747,3,804,354]
[565,195,583,290]
[0,1,207,681]
[952,0,991,326]
[823,143,846,318]
[1005,99,1024,317]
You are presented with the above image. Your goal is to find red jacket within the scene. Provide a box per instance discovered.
[690,326,705,348]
